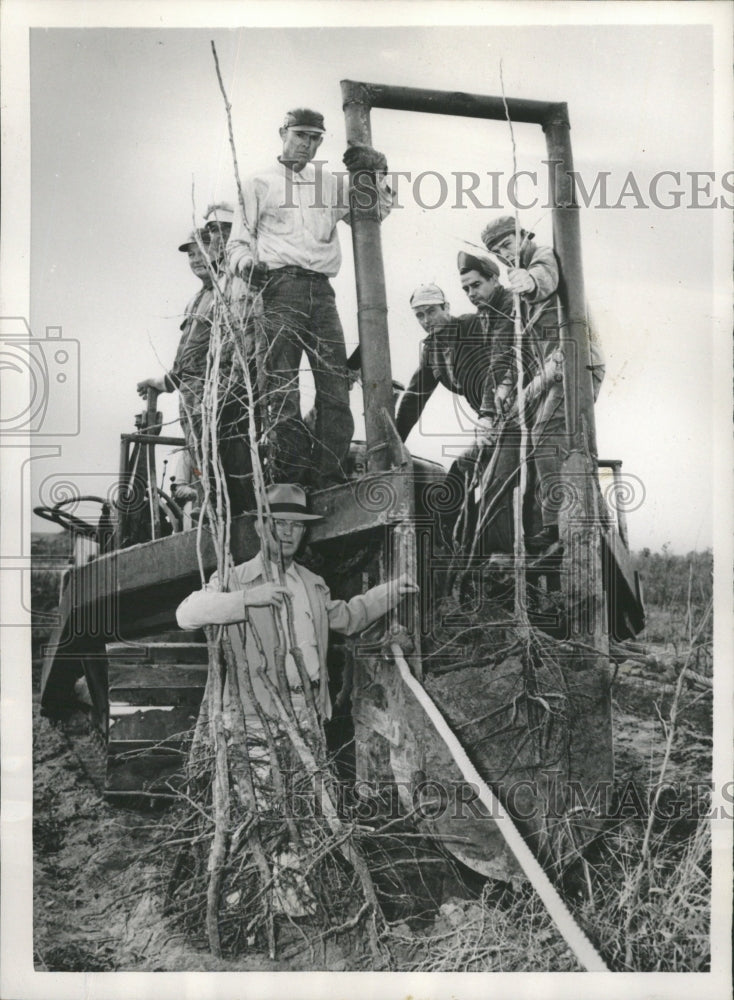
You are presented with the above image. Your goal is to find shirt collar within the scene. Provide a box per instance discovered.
[267,559,300,582]
[277,156,313,181]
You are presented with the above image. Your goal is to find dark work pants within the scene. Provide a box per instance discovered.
[261,268,354,487]
[529,389,566,530]
[441,430,520,555]
[179,363,259,516]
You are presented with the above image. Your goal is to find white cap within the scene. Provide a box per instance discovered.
[204,202,235,226]
[410,283,446,308]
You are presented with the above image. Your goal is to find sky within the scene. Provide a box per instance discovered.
[12,10,732,553]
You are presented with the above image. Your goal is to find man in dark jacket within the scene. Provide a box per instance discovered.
[481,216,563,552]
[136,228,256,514]
[481,216,605,552]
[396,255,520,554]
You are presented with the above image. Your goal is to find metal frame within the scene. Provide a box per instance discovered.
[341,79,605,648]
[341,78,597,465]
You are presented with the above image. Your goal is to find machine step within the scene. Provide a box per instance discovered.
[106,641,210,665]
[109,663,207,706]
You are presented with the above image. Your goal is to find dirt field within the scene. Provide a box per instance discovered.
[31,634,713,974]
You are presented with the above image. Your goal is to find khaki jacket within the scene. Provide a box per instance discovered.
[176,552,395,721]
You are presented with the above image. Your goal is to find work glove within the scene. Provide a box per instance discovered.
[234,258,269,289]
[343,143,388,173]
[249,262,270,289]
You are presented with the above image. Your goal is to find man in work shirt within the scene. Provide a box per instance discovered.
[227,108,392,489]
[481,215,605,552]
[396,258,520,555]
[137,228,215,479]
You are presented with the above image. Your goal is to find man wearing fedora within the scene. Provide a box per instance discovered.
[227,108,392,490]
[176,483,417,727]
[481,216,605,552]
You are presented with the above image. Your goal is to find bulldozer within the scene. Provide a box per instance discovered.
[37,80,644,891]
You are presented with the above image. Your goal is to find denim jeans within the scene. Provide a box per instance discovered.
[261,268,354,486]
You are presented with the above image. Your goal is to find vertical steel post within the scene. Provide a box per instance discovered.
[116,436,129,550]
[544,105,607,653]
[544,106,597,457]
[341,80,395,473]
[145,388,162,539]
[610,460,630,548]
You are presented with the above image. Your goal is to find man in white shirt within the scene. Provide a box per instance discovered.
[227,108,392,489]
[176,483,417,728]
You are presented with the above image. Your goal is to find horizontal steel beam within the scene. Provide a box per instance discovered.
[341,80,565,128]
[121,433,186,447]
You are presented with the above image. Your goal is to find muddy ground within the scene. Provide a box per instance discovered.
[31,644,712,973]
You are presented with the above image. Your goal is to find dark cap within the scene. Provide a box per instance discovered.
[457,251,500,279]
[481,215,533,250]
[178,228,209,252]
[283,108,325,133]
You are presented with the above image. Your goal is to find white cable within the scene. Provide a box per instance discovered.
[390,643,609,972]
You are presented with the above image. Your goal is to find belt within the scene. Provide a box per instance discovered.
[270,265,330,281]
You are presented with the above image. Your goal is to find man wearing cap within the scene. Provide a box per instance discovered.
[227,108,392,489]
[176,483,417,726]
[394,258,519,555]
[137,227,214,452]
[396,271,514,441]
[203,201,235,270]
[481,216,605,551]
[136,227,256,514]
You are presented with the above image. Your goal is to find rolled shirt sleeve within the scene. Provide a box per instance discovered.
[226,181,260,275]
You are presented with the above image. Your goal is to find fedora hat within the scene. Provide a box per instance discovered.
[253,483,323,521]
